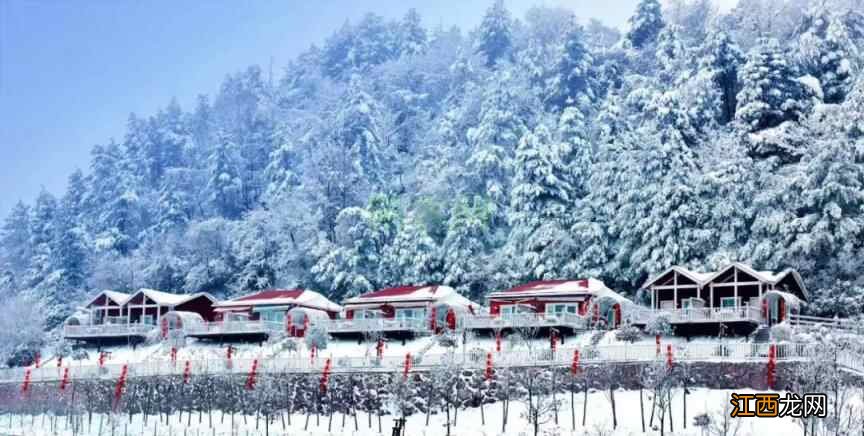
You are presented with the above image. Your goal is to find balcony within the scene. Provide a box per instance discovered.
[630,305,762,324]
[184,320,283,338]
[463,312,588,331]
[64,323,155,339]
[325,317,428,334]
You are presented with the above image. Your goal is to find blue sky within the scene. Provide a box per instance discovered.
[0,0,727,218]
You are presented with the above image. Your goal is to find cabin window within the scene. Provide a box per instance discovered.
[660,300,675,310]
[260,311,285,323]
[395,308,426,320]
[545,304,578,316]
[681,298,704,309]
[721,297,740,308]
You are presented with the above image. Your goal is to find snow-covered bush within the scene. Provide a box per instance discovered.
[304,325,329,350]
[644,314,673,337]
[770,322,793,342]
[614,324,642,343]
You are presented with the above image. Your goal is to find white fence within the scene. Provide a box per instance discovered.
[0,342,832,385]
[630,306,762,324]
[183,320,283,337]
[463,313,588,330]
[63,323,155,338]
[325,317,427,333]
[789,314,858,331]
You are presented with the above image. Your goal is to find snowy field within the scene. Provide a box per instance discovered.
[0,388,806,436]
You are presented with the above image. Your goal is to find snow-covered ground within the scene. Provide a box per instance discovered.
[0,388,808,435]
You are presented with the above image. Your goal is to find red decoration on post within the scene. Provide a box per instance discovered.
[446,309,456,331]
[403,353,412,380]
[550,331,558,353]
[34,352,40,368]
[613,304,621,328]
[320,358,332,394]
[666,344,674,370]
[767,344,777,389]
[495,331,502,353]
[21,369,31,394]
[310,345,317,365]
[113,364,128,411]
[655,335,661,356]
[183,360,191,384]
[571,350,581,375]
[170,347,177,366]
[484,352,494,381]
[59,367,70,391]
[376,338,385,361]
[245,359,258,390]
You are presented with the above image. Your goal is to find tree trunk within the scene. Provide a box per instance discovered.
[582,385,588,426]
[570,384,575,431]
[610,386,617,429]
[640,387,645,433]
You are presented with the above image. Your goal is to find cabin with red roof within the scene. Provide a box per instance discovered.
[477,279,633,332]
[189,289,341,341]
[333,285,481,336]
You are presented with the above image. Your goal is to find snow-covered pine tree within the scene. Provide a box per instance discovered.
[476,0,513,67]
[378,213,442,287]
[544,20,594,112]
[699,30,744,124]
[655,24,688,85]
[441,197,494,299]
[0,201,32,283]
[505,125,577,282]
[625,0,665,49]
[797,8,858,104]
[398,8,427,57]
[735,37,806,134]
[206,130,244,219]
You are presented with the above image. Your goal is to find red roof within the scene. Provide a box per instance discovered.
[503,279,588,293]
[357,285,437,299]
[233,289,305,302]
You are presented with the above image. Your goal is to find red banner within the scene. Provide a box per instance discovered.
[655,335,661,356]
[403,353,412,380]
[98,352,106,368]
[767,344,777,389]
[34,352,40,369]
[550,331,558,353]
[571,349,580,375]
[484,352,494,381]
[59,367,70,391]
[495,331,502,353]
[320,358,332,394]
[245,359,258,390]
[170,347,177,366]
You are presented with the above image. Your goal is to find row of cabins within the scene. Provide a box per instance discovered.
[64,262,809,344]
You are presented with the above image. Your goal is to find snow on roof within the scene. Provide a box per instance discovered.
[642,263,808,300]
[488,279,613,299]
[126,289,215,307]
[763,290,803,310]
[342,285,481,310]
[86,290,130,307]
[216,289,342,313]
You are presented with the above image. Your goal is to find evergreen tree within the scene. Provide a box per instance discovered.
[505,125,577,281]
[378,213,442,286]
[797,10,858,103]
[206,131,244,219]
[700,30,744,123]
[625,0,665,49]
[735,38,806,133]
[476,0,513,67]
[545,21,595,111]
[0,202,32,280]
[398,8,427,57]
[441,197,494,299]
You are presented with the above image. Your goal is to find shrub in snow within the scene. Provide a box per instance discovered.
[770,323,793,342]
[437,332,458,348]
[304,325,329,350]
[615,324,642,343]
[71,347,89,361]
[645,313,673,337]
[281,338,299,352]
[590,330,606,346]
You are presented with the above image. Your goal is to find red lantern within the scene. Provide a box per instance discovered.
[550,331,558,353]
[666,344,674,370]
[310,345,317,365]
[320,358,332,394]
[484,352,494,381]
[59,367,70,391]
[655,335,661,356]
[571,350,580,375]
[183,360,192,384]
[113,364,128,411]
[285,313,293,337]
[495,332,502,353]
[98,352,106,368]
[21,369,31,394]
[34,352,40,368]
[245,359,258,390]
[226,346,235,369]
[170,347,177,366]
[403,353,412,380]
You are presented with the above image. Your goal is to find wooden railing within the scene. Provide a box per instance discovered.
[631,306,762,324]
[184,320,283,336]
[325,317,428,333]
[63,323,155,338]
[789,314,857,331]
[463,313,588,330]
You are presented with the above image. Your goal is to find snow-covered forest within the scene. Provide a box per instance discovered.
[2,0,864,337]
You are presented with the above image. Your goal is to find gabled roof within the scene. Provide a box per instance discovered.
[342,285,474,308]
[487,279,614,299]
[85,290,130,307]
[642,263,810,301]
[216,289,342,313]
[126,289,216,306]
[640,266,711,289]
